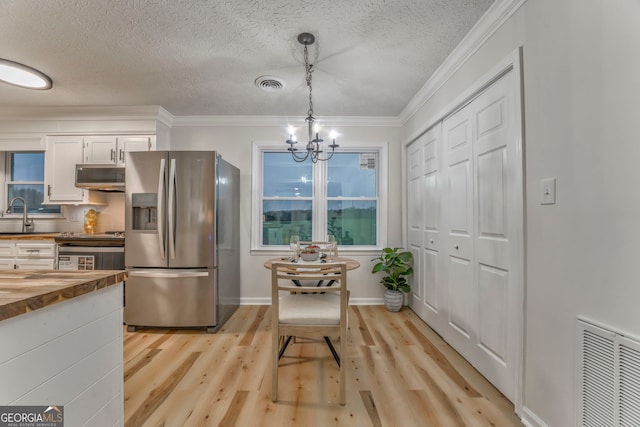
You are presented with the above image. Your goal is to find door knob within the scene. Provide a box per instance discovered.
[454,244,459,250]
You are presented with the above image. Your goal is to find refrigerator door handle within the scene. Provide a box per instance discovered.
[128,270,209,278]
[168,158,177,260]
[157,158,166,260]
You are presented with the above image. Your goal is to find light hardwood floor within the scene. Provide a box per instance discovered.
[124,305,523,426]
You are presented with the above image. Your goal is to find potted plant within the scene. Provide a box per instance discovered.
[371,247,414,312]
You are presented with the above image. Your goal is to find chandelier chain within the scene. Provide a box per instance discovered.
[304,44,314,117]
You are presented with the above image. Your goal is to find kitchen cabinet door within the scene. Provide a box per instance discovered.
[117,136,155,165]
[0,242,16,257]
[0,258,15,269]
[84,136,118,164]
[44,136,106,205]
[44,136,85,203]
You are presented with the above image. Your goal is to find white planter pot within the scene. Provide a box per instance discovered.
[383,289,404,312]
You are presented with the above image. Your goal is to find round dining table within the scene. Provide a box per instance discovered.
[263,256,361,271]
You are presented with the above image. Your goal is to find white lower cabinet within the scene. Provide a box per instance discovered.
[15,258,56,270]
[0,241,57,270]
[0,241,16,270]
[0,258,15,269]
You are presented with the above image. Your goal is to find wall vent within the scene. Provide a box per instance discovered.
[578,317,640,426]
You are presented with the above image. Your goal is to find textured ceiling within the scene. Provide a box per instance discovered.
[0,0,494,117]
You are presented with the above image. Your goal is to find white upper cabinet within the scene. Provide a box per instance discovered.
[84,135,155,165]
[44,133,155,205]
[44,135,87,204]
[120,135,155,153]
[83,135,118,164]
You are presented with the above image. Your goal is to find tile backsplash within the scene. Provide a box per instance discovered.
[91,192,125,232]
[0,192,125,234]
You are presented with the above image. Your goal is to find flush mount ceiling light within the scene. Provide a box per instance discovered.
[0,58,52,90]
[285,32,338,163]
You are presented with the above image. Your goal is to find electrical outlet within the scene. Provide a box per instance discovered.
[541,178,556,205]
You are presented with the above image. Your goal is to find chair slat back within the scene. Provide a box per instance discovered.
[272,262,346,290]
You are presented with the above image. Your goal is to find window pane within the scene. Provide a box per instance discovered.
[327,153,377,197]
[7,184,61,214]
[11,153,45,181]
[263,200,312,245]
[263,153,313,197]
[328,200,376,246]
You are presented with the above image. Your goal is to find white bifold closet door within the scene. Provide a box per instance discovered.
[407,69,523,402]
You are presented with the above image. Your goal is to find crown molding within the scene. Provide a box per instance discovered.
[0,105,168,122]
[171,115,402,128]
[398,0,527,125]
[156,106,175,127]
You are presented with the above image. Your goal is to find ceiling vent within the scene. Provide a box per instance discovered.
[255,75,285,92]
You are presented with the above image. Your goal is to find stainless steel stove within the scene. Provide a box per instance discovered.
[56,231,125,270]
[55,231,125,247]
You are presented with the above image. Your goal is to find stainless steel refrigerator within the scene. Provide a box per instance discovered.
[124,151,240,333]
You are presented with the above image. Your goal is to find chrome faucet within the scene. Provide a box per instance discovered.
[7,196,34,233]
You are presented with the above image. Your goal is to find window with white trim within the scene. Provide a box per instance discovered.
[254,143,386,250]
[2,152,61,214]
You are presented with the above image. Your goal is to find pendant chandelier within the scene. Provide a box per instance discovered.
[285,32,338,163]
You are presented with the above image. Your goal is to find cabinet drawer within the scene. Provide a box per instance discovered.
[15,259,56,270]
[16,242,56,258]
[0,243,16,257]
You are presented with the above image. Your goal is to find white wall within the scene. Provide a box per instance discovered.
[401,0,640,425]
[169,124,402,304]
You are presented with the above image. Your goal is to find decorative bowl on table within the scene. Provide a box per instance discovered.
[300,245,320,261]
[300,251,319,261]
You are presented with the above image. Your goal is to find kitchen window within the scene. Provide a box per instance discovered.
[2,152,61,214]
[252,142,387,251]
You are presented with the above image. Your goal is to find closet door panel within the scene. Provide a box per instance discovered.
[443,104,474,350]
[407,142,423,304]
[477,264,508,362]
[423,248,439,312]
[472,73,519,398]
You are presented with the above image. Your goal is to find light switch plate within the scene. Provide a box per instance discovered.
[541,177,556,204]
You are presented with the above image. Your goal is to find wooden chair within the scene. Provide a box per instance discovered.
[271,261,348,404]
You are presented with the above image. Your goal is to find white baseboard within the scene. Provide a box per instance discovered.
[520,406,549,427]
[240,297,385,306]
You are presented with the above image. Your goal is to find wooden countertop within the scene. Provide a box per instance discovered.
[0,233,58,240]
[0,270,127,322]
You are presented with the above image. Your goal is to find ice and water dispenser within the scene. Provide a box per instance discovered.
[131,193,158,230]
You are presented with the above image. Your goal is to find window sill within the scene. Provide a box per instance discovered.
[250,247,382,257]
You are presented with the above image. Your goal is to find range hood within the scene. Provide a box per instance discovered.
[75,164,125,192]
